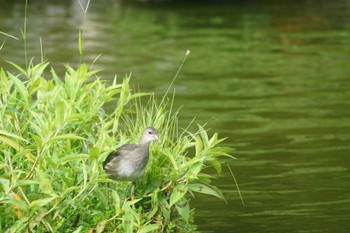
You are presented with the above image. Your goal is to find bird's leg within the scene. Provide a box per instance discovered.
[131,181,135,200]
[106,182,110,204]
[131,181,136,209]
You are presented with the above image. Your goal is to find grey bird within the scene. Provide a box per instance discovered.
[103,127,159,181]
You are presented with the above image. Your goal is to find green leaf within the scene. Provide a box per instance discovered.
[0,164,9,170]
[122,202,135,233]
[147,189,159,219]
[47,134,86,144]
[138,224,160,233]
[55,100,66,126]
[6,60,28,76]
[96,220,107,233]
[87,69,102,79]
[60,153,89,164]
[208,158,222,174]
[30,62,49,81]
[188,183,225,200]
[64,72,75,100]
[62,186,80,196]
[112,190,121,216]
[165,151,178,170]
[88,147,100,161]
[2,196,27,212]
[115,77,131,120]
[15,179,40,188]
[30,196,56,209]
[78,30,83,55]
[77,63,88,82]
[31,134,43,152]
[207,147,235,159]
[0,135,35,162]
[126,198,142,206]
[208,132,218,147]
[72,226,83,233]
[0,130,30,143]
[197,124,209,148]
[36,169,55,196]
[158,193,170,221]
[186,160,203,180]
[208,133,227,147]
[8,73,29,104]
[29,78,43,95]
[0,135,21,151]
[51,67,63,85]
[130,92,152,99]
[195,134,203,156]
[175,197,190,223]
[8,216,29,233]
[170,183,188,207]
[0,178,9,191]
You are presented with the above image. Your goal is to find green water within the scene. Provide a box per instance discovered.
[1,0,350,232]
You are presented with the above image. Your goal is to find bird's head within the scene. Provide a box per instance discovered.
[139,126,159,144]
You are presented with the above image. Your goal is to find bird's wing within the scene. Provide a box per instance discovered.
[103,143,138,167]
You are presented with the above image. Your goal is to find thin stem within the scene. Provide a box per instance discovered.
[227,164,245,206]
[77,0,91,62]
[160,50,190,106]
[39,37,44,63]
[23,0,28,68]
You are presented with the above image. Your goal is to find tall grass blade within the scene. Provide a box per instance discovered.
[160,50,190,106]
[227,164,245,206]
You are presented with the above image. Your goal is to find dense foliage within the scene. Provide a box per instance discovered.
[0,62,233,232]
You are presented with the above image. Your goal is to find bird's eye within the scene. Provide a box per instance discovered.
[148,131,152,135]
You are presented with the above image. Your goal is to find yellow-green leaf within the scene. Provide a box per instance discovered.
[36,169,55,196]
[55,100,66,126]
[175,197,190,223]
[122,202,135,233]
[30,196,56,209]
[195,134,203,156]
[96,220,107,233]
[112,190,121,216]
[138,224,160,233]
[170,183,188,207]
[0,135,34,162]
[47,134,86,144]
[188,183,225,200]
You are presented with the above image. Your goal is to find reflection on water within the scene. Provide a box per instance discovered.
[1,0,350,232]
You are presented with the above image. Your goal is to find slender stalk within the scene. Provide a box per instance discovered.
[0,31,19,40]
[227,164,245,206]
[22,0,28,67]
[77,0,91,62]
[160,50,190,106]
[39,37,44,63]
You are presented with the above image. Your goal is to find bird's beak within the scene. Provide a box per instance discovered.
[154,135,160,142]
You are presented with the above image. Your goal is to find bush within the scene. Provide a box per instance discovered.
[0,61,234,232]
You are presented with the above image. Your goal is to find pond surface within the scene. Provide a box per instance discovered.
[1,0,350,232]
